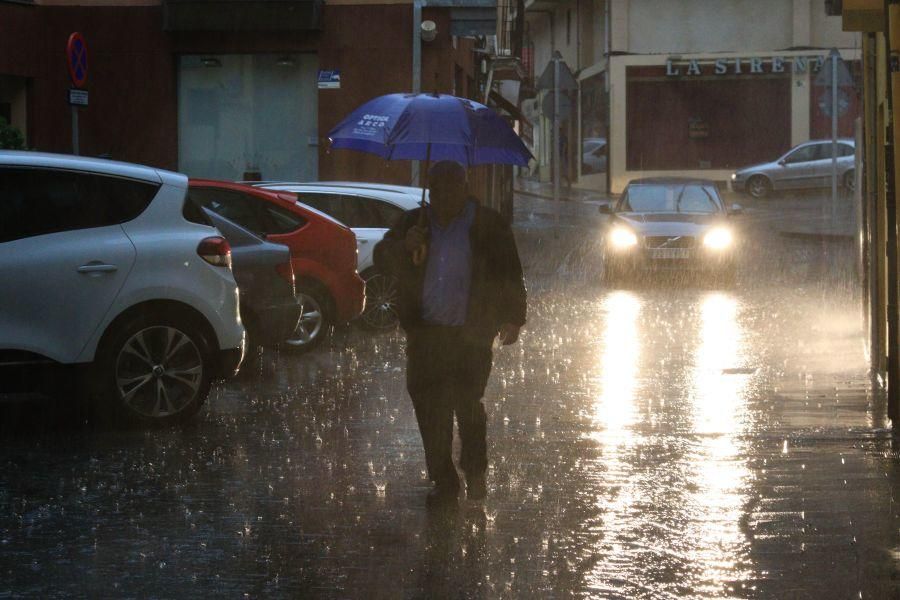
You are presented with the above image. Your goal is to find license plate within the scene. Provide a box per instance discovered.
[649,248,693,259]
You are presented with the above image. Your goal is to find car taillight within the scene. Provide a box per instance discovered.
[198,236,232,268]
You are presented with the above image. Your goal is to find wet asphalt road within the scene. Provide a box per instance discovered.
[2,190,898,599]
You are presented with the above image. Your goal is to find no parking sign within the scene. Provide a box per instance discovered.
[66,32,88,89]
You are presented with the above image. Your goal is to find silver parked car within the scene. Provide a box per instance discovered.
[731,139,856,198]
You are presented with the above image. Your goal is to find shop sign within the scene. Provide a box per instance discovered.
[688,117,708,139]
[318,70,341,89]
[665,55,828,77]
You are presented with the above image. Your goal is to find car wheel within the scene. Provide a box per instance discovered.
[93,314,211,426]
[844,170,856,192]
[360,270,400,330]
[282,287,329,352]
[747,175,771,199]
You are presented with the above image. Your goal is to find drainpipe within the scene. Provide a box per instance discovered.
[604,0,610,71]
[886,0,900,424]
[604,0,611,193]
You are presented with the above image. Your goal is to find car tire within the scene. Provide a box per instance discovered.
[359,270,400,331]
[844,170,856,192]
[91,313,212,426]
[747,175,771,199]
[282,285,330,352]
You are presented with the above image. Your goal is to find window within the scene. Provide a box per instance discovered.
[372,199,405,228]
[263,202,306,234]
[294,192,346,223]
[678,186,719,213]
[811,143,855,160]
[183,193,212,226]
[188,188,306,236]
[189,188,268,235]
[621,184,674,212]
[620,184,719,214]
[340,196,403,228]
[0,168,158,244]
[784,145,818,164]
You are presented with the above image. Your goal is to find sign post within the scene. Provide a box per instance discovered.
[537,53,576,233]
[66,32,89,155]
[815,48,853,225]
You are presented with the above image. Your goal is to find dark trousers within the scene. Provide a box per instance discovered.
[406,326,493,488]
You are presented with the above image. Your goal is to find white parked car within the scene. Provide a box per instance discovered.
[258,181,422,329]
[0,151,245,425]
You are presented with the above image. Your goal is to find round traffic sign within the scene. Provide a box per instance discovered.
[66,32,88,88]
[817,89,850,118]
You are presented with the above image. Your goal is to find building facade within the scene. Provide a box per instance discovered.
[0,0,485,184]
[525,0,862,193]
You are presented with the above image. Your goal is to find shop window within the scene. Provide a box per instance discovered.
[626,65,791,170]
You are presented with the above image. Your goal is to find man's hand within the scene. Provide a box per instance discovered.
[498,323,521,346]
[404,225,428,253]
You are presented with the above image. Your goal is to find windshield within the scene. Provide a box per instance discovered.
[620,184,720,213]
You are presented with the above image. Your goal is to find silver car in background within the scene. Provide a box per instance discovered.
[731,139,856,198]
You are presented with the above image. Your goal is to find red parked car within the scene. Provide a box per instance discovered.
[188,180,365,351]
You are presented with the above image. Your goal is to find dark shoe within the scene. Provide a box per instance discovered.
[466,474,487,501]
[426,483,459,508]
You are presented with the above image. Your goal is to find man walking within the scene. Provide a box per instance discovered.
[374,160,527,505]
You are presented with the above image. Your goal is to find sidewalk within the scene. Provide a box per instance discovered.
[514,177,611,204]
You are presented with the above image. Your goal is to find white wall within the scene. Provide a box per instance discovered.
[810,5,861,48]
[627,0,793,54]
[527,0,579,77]
[591,0,607,66]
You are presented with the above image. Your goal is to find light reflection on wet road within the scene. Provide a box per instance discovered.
[1,193,897,598]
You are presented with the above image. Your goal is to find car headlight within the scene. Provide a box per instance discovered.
[609,227,638,249]
[731,173,737,181]
[703,227,733,250]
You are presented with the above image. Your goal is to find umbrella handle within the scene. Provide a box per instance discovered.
[412,143,431,267]
[412,244,427,266]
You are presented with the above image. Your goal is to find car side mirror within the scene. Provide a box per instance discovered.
[598,203,612,214]
[729,204,744,216]
[778,159,787,167]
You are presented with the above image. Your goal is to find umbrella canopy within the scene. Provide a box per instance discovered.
[327,93,533,167]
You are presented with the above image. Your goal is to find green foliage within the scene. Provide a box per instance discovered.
[0,117,25,150]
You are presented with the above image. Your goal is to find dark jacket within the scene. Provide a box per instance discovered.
[373,202,527,344]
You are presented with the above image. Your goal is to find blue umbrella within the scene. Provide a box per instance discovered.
[327,93,533,167]
[328,93,532,264]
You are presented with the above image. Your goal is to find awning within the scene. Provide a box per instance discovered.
[163,0,324,32]
[489,90,530,126]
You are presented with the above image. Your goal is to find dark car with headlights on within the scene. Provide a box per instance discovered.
[600,178,742,280]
